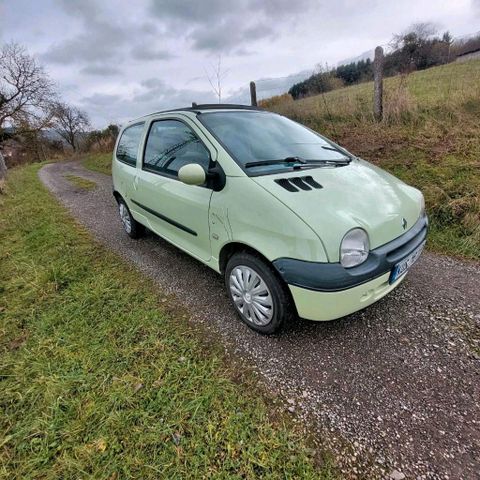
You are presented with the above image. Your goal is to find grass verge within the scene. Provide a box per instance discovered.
[83,152,111,175]
[0,164,335,479]
[64,174,97,190]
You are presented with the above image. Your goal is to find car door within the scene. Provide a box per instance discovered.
[130,118,213,263]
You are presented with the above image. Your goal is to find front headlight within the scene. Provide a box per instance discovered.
[340,228,370,268]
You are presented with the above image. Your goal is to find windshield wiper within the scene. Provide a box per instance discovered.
[245,156,307,168]
[320,145,352,161]
[245,155,352,169]
[300,158,351,166]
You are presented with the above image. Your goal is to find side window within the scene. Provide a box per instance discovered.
[143,120,211,177]
[116,123,144,167]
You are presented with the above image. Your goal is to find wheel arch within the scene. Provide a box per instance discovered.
[112,190,122,203]
[218,242,274,274]
[220,241,299,323]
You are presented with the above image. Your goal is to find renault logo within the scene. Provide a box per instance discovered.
[402,218,408,230]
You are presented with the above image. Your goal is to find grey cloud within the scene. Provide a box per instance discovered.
[473,0,480,16]
[131,45,174,61]
[254,0,316,17]
[148,0,316,52]
[132,78,217,106]
[45,2,166,72]
[55,0,100,21]
[149,0,232,23]
[81,93,122,106]
[191,20,274,51]
[80,81,217,126]
[150,0,315,23]
[81,64,120,76]
[42,21,126,64]
[141,22,161,35]
[140,78,164,88]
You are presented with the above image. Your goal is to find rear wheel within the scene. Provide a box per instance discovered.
[117,198,144,239]
[225,252,293,334]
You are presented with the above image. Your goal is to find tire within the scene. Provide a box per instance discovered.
[225,252,293,334]
[117,198,144,239]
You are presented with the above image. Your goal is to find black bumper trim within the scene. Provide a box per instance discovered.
[273,215,428,292]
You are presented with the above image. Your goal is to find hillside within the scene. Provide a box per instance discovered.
[263,60,480,259]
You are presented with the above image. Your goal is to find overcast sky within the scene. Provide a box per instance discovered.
[1,0,478,127]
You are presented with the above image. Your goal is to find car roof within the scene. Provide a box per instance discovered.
[129,104,264,124]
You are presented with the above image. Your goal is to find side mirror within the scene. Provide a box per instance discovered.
[178,163,206,186]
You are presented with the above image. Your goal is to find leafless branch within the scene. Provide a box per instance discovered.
[52,102,90,151]
[0,42,57,132]
[205,55,230,103]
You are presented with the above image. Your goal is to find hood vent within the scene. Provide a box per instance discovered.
[275,175,323,192]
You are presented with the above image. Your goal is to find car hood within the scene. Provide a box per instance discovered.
[252,159,423,262]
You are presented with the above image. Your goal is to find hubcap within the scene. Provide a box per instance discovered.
[119,203,131,233]
[229,266,273,326]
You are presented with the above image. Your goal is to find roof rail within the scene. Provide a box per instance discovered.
[188,103,262,111]
[150,104,262,115]
[131,103,263,123]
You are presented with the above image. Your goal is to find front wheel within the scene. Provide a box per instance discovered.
[225,252,293,334]
[117,198,144,239]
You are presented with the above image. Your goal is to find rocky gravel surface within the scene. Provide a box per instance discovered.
[39,161,480,479]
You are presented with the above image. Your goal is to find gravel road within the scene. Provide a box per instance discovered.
[39,161,480,479]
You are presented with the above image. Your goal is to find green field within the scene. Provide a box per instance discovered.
[265,60,480,260]
[0,165,335,479]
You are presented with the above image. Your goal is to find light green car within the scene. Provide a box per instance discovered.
[112,104,427,334]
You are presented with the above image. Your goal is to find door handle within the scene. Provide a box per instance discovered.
[133,176,139,190]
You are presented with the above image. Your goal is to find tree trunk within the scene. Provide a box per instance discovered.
[0,152,7,193]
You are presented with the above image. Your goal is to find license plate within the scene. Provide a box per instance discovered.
[389,241,426,284]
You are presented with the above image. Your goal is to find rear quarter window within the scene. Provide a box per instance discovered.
[116,123,144,167]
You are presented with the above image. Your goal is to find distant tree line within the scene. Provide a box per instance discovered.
[288,23,475,100]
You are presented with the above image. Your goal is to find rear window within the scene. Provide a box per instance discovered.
[116,123,144,166]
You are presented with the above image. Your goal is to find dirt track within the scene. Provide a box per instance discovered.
[39,161,480,479]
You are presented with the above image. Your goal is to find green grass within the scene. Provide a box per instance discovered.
[83,152,111,175]
[266,60,480,260]
[0,165,336,479]
[64,174,96,190]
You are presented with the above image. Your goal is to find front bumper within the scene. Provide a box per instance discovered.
[273,214,428,321]
[273,213,428,292]
[289,271,405,321]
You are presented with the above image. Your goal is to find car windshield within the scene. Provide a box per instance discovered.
[198,110,350,174]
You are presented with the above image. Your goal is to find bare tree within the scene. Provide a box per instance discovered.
[52,102,90,152]
[0,42,56,131]
[205,56,229,103]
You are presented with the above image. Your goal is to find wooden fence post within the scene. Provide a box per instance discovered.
[250,81,257,107]
[373,46,384,121]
